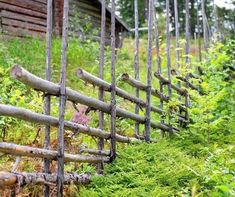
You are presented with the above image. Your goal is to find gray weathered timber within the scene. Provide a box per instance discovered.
[10,66,171,131]
[0,104,138,143]
[174,0,180,71]
[57,0,69,194]
[121,73,169,102]
[154,72,187,95]
[201,0,209,51]
[44,0,53,195]
[79,148,110,156]
[134,0,140,136]
[77,69,164,114]
[97,0,106,174]
[0,142,110,163]
[185,0,190,64]
[0,172,91,187]
[166,0,172,97]
[110,0,116,161]
[145,0,153,142]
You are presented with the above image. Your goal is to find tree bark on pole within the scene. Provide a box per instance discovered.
[145,0,153,142]
[174,0,180,70]
[97,0,106,174]
[57,0,69,195]
[196,0,202,62]
[134,0,140,137]
[202,0,209,51]
[166,0,172,98]
[185,0,190,65]
[44,0,53,196]
[110,0,116,162]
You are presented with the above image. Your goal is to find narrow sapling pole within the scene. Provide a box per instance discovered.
[202,0,209,51]
[97,0,106,174]
[110,0,116,162]
[44,0,53,195]
[185,0,190,64]
[145,0,154,142]
[134,0,140,137]
[57,0,69,195]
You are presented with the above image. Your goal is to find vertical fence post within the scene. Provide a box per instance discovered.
[145,0,153,142]
[166,0,172,98]
[134,0,140,137]
[196,0,202,62]
[110,0,116,162]
[185,0,190,64]
[185,0,190,123]
[166,0,173,134]
[97,0,106,174]
[57,0,69,195]
[202,0,208,51]
[174,0,180,73]
[44,0,53,196]
[153,5,164,134]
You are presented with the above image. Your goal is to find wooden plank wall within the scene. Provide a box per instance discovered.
[0,0,47,37]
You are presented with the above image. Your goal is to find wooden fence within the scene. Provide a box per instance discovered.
[0,0,205,196]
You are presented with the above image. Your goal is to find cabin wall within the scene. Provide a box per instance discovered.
[0,0,47,37]
[0,0,125,47]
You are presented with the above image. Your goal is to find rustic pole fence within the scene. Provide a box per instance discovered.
[0,0,204,194]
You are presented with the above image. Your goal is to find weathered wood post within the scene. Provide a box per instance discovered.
[44,0,53,196]
[110,0,117,161]
[134,0,140,137]
[166,0,172,98]
[174,0,180,73]
[201,0,209,51]
[185,0,190,64]
[57,0,69,195]
[97,0,106,174]
[185,0,190,123]
[153,4,164,133]
[196,0,202,62]
[166,0,173,134]
[145,0,154,142]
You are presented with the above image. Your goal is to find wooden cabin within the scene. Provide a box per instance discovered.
[0,0,130,47]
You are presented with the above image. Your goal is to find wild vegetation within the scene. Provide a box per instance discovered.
[0,34,234,196]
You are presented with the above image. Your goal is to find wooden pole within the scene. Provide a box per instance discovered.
[174,0,180,71]
[134,0,140,137]
[196,0,202,62]
[202,0,208,51]
[77,69,166,114]
[110,0,116,162]
[44,0,53,196]
[145,0,153,142]
[0,142,110,163]
[11,66,173,131]
[166,0,172,98]
[57,0,69,195]
[97,0,106,174]
[185,0,190,64]
[0,172,91,188]
[0,104,140,143]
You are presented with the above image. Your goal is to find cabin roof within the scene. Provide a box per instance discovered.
[91,0,130,32]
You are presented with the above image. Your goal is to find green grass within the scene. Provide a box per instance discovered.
[0,35,234,196]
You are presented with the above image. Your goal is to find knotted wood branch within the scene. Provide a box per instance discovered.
[0,171,91,187]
